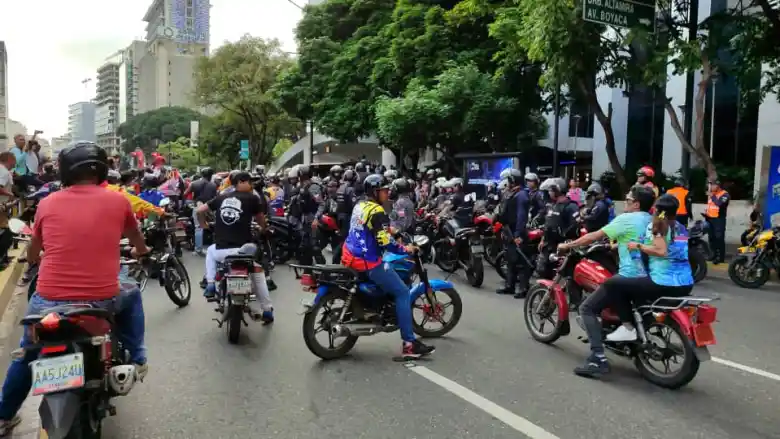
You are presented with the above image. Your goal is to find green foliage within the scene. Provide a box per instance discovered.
[272,138,294,160]
[193,36,302,166]
[117,107,203,154]
[157,137,200,172]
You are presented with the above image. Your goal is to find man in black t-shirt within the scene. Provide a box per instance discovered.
[196,172,274,321]
[185,168,218,255]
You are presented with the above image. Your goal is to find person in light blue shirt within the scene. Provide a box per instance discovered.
[10,135,27,176]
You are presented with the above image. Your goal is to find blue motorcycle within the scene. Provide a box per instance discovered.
[294,236,463,360]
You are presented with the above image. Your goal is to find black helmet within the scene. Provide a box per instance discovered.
[391,178,410,194]
[500,168,524,186]
[200,167,214,180]
[142,174,160,190]
[58,142,109,186]
[586,182,603,196]
[363,174,390,200]
[654,194,680,219]
[330,165,343,177]
[296,165,312,180]
[343,169,357,183]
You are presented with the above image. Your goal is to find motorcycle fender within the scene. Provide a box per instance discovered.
[409,279,454,301]
[309,285,330,309]
[536,279,569,318]
[39,392,82,439]
[669,309,695,339]
[693,346,712,362]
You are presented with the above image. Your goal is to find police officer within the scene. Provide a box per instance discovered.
[288,165,326,265]
[525,173,546,221]
[582,182,610,232]
[329,164,343,181]
[332,169,359,263]
[537,178,580,279]
[390,178,416,235]
[705,178,730,264]
[495,169,532,298]
[667,178,693,226]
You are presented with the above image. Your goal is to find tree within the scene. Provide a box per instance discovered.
[272,138,294,161]
[117,106,203,154]
[157,137,200,172]
[193,35,300,166]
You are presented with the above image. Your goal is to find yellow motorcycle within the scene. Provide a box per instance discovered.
[728,227,779,288]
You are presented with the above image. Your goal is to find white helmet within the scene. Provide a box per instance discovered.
[108,365,138,396]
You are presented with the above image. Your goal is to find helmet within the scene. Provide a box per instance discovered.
[363,174,390,200]
[269,173,281,184]
[42,162,55,173]
[58,141,109,186]
[637,166,655,179]
[586,182,603,196]
[107,169,121,184]
[322,176,332,185]
[391,178,410,194]
[674,177,687,187]
[343,169,357,183]
[407,178,416,189]
[449,177,464,188]
[142,174,160,189]
[229,170,240,186]
[425,169,436,179]
[297,165,312,180]
[654,193,680,219]
[500,168,524,186]
[539,177,566,195]
[108,365,138,396]
[384,169,398,180]
[355,162,366,172]
[200,167,214,180]
[254,165,265,174]
[330,165,343,178]
[524,172,539,183]
[288,166,299,180]
[436,176,447,185]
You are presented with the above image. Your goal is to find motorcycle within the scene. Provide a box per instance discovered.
[434,214,485,288]
[267,215,300,264]
[728,227,779,288]
[295,236,463,360]
[211,252,265,343]
[20,257,142,438]
[473,210,502,269]
[523,243,718,389]
[141,198,192,307]
[687,220,710,283]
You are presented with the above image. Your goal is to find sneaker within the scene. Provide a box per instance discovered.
[0,415,21,436]
[203,284,217,301]
[267,278,277,291]
[401,339,435,359]
[573,353,610,378]
[134,363,149,382]
[261,310,274,324]
[606,326,637,342]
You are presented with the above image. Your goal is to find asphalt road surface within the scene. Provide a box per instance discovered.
[97,254,780,439]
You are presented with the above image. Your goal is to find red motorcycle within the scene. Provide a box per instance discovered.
[523,243,718,389]
[493,225,543,281]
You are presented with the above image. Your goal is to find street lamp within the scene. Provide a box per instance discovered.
[709,75,719,159]
[571,114,582,178]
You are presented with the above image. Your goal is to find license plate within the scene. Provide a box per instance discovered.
[470,244,484,254]
[227,277,252,295]
[175,230,187,238]
[31,353,85,396]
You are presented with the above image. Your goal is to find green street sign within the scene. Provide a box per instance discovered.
[582,0,656,32]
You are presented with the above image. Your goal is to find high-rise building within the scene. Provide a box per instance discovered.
[121,41,146,122]
[0,42,8,147]
[67,102,96,142]
[95,61,122,155]
[50,135,72,157]
[137,0,211,113]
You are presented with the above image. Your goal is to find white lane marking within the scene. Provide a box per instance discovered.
[407,364,560,439]
[713,357,780,382]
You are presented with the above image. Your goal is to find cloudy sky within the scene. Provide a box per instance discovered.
[1,0,302,140]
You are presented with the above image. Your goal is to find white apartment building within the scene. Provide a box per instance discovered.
[0,42,8,148]
[50,136,71,158]
[67,102,96,143]
[95,61,122,155]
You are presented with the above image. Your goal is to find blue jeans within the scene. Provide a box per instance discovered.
[367,262,415,342]
[0,290,146,420]
[193,206,203,252]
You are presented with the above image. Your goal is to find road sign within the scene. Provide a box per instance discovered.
[582,0,656,32]
[239,140,249,160]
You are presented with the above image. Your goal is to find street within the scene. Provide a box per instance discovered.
[94,254,780,439]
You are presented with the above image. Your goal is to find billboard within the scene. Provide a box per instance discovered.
[466,157,515,185]
[160,0,210,44]
[764,146,780,229]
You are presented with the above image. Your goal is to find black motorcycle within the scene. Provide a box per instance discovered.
[267,215,300,264]
[211,253,265,343]
[688,219,710,283]
[434,215,485,288]
[141,199,192,307]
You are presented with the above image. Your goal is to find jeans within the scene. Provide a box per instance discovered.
[367,262,415,343]
[205,243,272,310]
[193,206,203,252]
[0,290,146,420]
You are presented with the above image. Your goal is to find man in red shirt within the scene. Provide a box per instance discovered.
[0,143,151,434]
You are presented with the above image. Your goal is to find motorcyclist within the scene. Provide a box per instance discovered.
[38,162,57,183]
[636,166,659,198]
[195,171,274,322]
[495,169,531,298]
[184,167,218,255]
[536,178,580,279]
[332,169,359,264]
[389,178,416,235]
[0,143,152,434]
[355,161,369,190]
[329,165,343,181]
[288,165,326,265]
[138,174,167,207]
[582,182,610,233]
[557,184,655,379]
[525,173,545,221]
[265,174,285,217]
[283,166,298,204]
[340,174,435,359]
[254,164,266,178]
[384,169,398,181]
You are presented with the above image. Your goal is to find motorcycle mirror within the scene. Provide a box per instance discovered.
[159,198,171,207]
[8,218,26,235]
[413,235,430,247]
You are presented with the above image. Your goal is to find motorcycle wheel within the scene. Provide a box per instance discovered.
[412,288,463,338]
[302,289,359,360]
[62,398,102,439]
[483,237,500,268]
[272,240,291,264]
[728,255,770,289]
[688,247,708,283]
[164,257,191,307]
[633,319,700,389]
[466,255,484,287]
[523,283,568,344]
[227,304,242,344]
[494,251,507,280]
[130,266,149,293]
[434,242,458,273]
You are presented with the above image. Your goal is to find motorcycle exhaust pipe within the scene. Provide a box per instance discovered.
[333,323,381,336]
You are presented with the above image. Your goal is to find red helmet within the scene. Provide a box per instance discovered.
[637,166,655,179]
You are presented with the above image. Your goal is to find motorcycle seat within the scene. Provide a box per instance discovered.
[21,304,114,326]
[313,264,354,273]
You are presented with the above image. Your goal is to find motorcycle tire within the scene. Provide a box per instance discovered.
[688,247,708,283]
[302,289,359,360]
[164,257,191,307]
[494,251,507,280]
[523,283,569,344]
[466,255,484,287]
[272,240,291,264]
[633,319,701,389]
[227,304,242,344]
[412,288,463,338]
[433,243,458,273]
[483,237,500,268]
[728,255,771,289]
[61,399,102,439]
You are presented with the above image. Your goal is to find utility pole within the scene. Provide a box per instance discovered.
[552,82,561,177]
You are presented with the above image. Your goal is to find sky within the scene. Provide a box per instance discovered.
[0,0,302,140]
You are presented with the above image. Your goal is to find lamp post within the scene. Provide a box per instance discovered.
[571,114,582,179]
[709,75,718,159]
